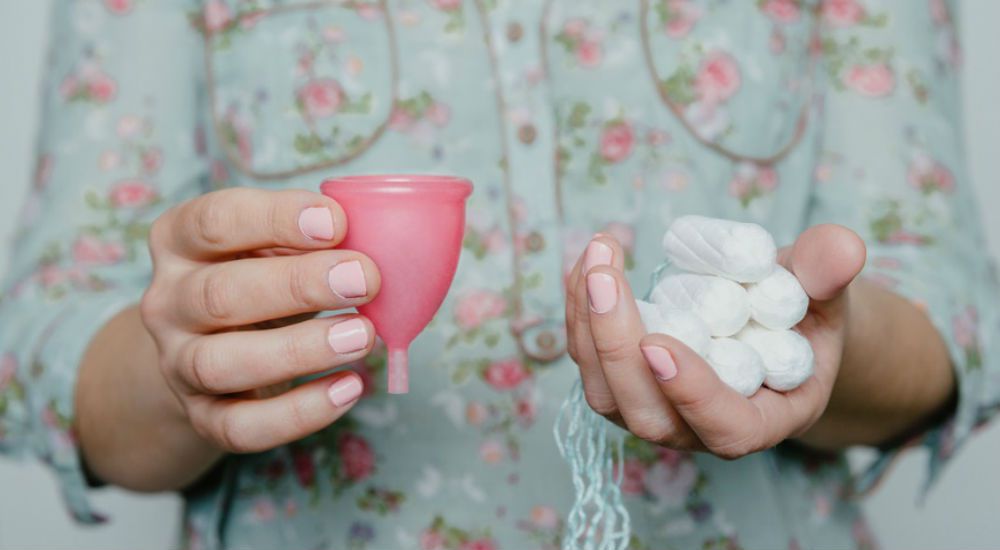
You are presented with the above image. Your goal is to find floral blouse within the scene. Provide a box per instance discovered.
[2,0,998,549]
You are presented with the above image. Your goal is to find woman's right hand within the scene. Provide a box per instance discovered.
[139,188,381,454]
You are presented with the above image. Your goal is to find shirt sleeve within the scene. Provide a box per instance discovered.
[806,0,1000,496]
[0,0,206,523]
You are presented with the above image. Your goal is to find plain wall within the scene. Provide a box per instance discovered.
[0,1,997,548]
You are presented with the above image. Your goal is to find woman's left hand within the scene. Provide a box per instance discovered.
[565,225,866,458]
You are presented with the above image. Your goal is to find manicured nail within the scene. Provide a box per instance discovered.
[584,240,613,273]
[586,272,618,313]
[328,375,363,407]
[327,318,369,354]
[642,346,677,381]
[328,260,367,299]
[298,207,335,241]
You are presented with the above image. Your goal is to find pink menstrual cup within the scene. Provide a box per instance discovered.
[321,175,473,394]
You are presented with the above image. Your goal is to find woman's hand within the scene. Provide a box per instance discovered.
[77,188,380,490]
[565,225,866,458]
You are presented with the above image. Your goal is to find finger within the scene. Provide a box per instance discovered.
[163,188,347,260]
[189,370,364,453]
[783,224,866,303]
[179,250,381,329]
[587,262,700,449]
[568,236,619,416]
[177,315,374,395]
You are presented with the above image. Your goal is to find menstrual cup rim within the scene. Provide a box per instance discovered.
[321,174,472,198]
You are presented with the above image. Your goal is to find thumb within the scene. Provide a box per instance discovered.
[783,224,866,302]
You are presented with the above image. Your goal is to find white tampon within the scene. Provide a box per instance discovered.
[635,299,712,356]
[650,273,751,337]
[662,215,777,283]
[736,323,814,391]
[704,338,765,397]
[745,265,809,330]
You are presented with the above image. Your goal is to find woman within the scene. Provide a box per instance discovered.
[1,0,996,548]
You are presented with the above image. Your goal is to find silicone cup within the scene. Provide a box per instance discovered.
[321,175,473,394]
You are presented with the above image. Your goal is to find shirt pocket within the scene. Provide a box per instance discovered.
[637,0,820,163]
[201,0,399,180]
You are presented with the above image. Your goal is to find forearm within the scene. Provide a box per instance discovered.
[74,305,223,492]
[797,279,956,450]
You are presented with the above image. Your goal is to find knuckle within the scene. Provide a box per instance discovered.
[199,270,235,324]
[185,340,223,394]
[286,260,326,311]
[148,214,172,255]
[192,193,229,248]
[584,390,618,417]
[592,336,636,364]
[708,431,762,461]
[139,286,166,329]
[285,395,311,436]
[279,332,311,373]
[626,412,673,444]
[218,412,256,454]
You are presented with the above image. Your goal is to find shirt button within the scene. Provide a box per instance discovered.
[506,21,524,43]
[518,123,537,145]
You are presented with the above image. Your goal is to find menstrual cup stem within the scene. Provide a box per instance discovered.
[387,348,409,394]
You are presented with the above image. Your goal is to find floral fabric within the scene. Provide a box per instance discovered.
[1,0,998,549]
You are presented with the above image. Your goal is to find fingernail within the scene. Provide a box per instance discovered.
[328,375,363,407]
[328,260,367,299]
[584,240,613,273]
[327,318,369,354]
[642,346,677,381]
[298,207,335,241]
[586,272,618,314]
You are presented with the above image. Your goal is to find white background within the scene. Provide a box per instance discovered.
[1,1,998,548]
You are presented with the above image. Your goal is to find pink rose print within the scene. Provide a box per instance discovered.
[337,433,375,481]
[643,457,698,507]
[844,63,895,97]
[142,148,164,174]
[465,401,488,426]
[298,79,344,119]
[421,530,446,550]
[598,121,635,163]
[61,66,118,104]
[109,180,158,208]
[483,358,530,390]
[907,152,955,194]
[821,0,866,27]
[684,100,731,141]
[760,0,801,24]
[291,447,316,487]
[479,439,505,463]
[117,115,144,138]
[426,102,452,127]
[454,289,507,330]
[88,73,118,102]
[104,0,133,15]
[72,235,125,266]
[555,18,604,69]
[203,0,233,33]
[930,0,950,25]
[576,40,603,68]
[953,306,979,350]
[514,396,537,427]
[430,0,461,11]
[662,0,702,38]
[252,498,277,521]
[530,505,560,529]
[459,539,497,550]
[729,162,778,206]
[0,355,16,391]
[619,457,645,495]
[695,52,742,104]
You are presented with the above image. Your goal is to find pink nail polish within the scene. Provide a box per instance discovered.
[298,207,335,241]
[328,318,369,354]
[328,260,367,299]
[586,272,618,314]
[328,375,363,407]
[584,240,613,273]
[642,346,677,381]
